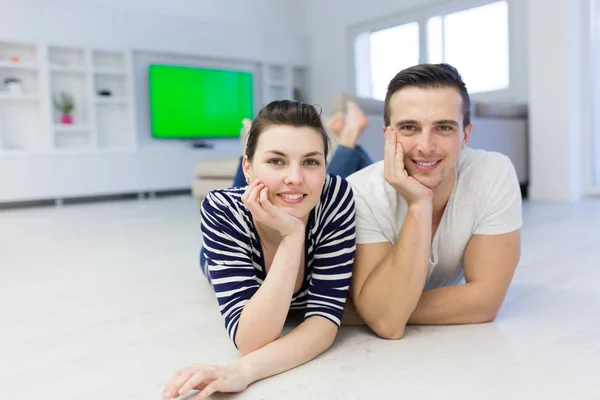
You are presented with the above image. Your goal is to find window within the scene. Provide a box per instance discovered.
[428,1,509,93]
[592,0,600,190]
[356,23,420,100]
[354,1,510,99]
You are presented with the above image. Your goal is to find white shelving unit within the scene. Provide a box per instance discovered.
[0,40,135,154]
[0,41,43,152]
[262,64,310,105]
[92,49,134,149]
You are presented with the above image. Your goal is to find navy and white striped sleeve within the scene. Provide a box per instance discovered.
[305,176,356,327]
[201,191,259,346]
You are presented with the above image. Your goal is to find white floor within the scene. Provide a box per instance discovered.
[1,196,600,400]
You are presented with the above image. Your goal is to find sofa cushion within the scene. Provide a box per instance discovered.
[195,157,240,178]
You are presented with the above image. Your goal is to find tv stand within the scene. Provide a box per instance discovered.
[189,141,214,149]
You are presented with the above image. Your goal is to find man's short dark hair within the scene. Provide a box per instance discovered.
[383,63,471,128]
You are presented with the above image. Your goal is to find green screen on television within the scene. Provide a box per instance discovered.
[149,64,254,139]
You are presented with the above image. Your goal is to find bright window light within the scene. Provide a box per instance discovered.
[440,1,509,93]
[368,23,420,100]
[427,16,443,64]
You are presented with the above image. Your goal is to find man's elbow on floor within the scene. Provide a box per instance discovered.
[477,302,502,323]
[370,320,406,340]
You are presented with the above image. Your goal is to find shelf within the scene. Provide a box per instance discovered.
[95,97,129,105]
[0,61,39,70]
[50,66,87,73]
[0,42,37,64]
[93,51,126,70]
[0,93,40,101]
[94,68,127,76]
[53,124,91,132]
[49,46,86,69]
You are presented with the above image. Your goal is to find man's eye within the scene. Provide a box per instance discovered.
[267,158,284,165]
[400,125,417,134]
[304,159,320,166]
[438,125,453,131]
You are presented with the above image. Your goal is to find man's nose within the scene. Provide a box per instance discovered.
[416,130,436,153]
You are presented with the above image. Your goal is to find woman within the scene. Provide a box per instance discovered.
[231,100,373,186]
[162,100,356,400]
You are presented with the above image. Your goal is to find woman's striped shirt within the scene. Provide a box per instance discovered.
[200,174,356,346]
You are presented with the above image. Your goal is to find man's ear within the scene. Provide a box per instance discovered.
[461,123,473,149]
[241,155,252,182]
[381,124,387,135]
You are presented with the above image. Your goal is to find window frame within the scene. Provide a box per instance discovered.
[584,0,600,195]
[349,0,516,102]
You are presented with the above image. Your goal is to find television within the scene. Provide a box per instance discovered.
[148,64,254,141]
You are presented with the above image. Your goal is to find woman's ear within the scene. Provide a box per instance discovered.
[241,155,252,183]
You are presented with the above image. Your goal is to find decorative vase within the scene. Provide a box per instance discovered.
[61,114,73,124]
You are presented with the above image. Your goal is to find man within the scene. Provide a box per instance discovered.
[345,63,522,339]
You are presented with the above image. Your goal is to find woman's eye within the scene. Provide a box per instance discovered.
[304,159,321,166]
[267,158,284,165]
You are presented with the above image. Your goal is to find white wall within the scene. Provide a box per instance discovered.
[46,0,309,36]
[0,0,310,202]
[304,0,528,114]
[527,0,586,202]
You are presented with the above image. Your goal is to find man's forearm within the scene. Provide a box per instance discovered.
[236,232,304,354]
[235,317,337,385]
[408,283,500,325]
[355,203,432,338]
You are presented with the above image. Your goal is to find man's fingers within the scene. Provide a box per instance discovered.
[395,139,406,176]
[383,126,395,180]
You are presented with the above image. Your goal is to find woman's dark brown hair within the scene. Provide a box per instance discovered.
[244,100,330,163]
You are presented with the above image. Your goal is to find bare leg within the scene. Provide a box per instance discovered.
[338,101,369,149]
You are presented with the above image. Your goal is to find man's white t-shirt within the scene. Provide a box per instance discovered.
[346,147,523,290]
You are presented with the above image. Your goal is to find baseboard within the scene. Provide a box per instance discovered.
[0,188,192,211]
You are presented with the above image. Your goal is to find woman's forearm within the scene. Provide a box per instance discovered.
[236,231,304,354]
[235,317,337,384]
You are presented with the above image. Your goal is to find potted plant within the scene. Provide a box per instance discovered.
[54,92,75,124]
[4,77,23,94]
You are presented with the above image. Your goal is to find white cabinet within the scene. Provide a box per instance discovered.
[0,41,44,152]
[0,41,135,154]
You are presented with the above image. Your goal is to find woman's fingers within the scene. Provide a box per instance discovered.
[162,369,191,399]
[195,378,223,399]
[258,187,276,213]
[178,368,217,397]
[243,182,264,208]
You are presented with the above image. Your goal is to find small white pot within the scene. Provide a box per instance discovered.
[6,82,23,94]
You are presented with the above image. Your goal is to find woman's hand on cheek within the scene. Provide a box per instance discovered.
[242,179,305,238]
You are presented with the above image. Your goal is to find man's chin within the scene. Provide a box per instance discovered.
[414,175,445,190]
